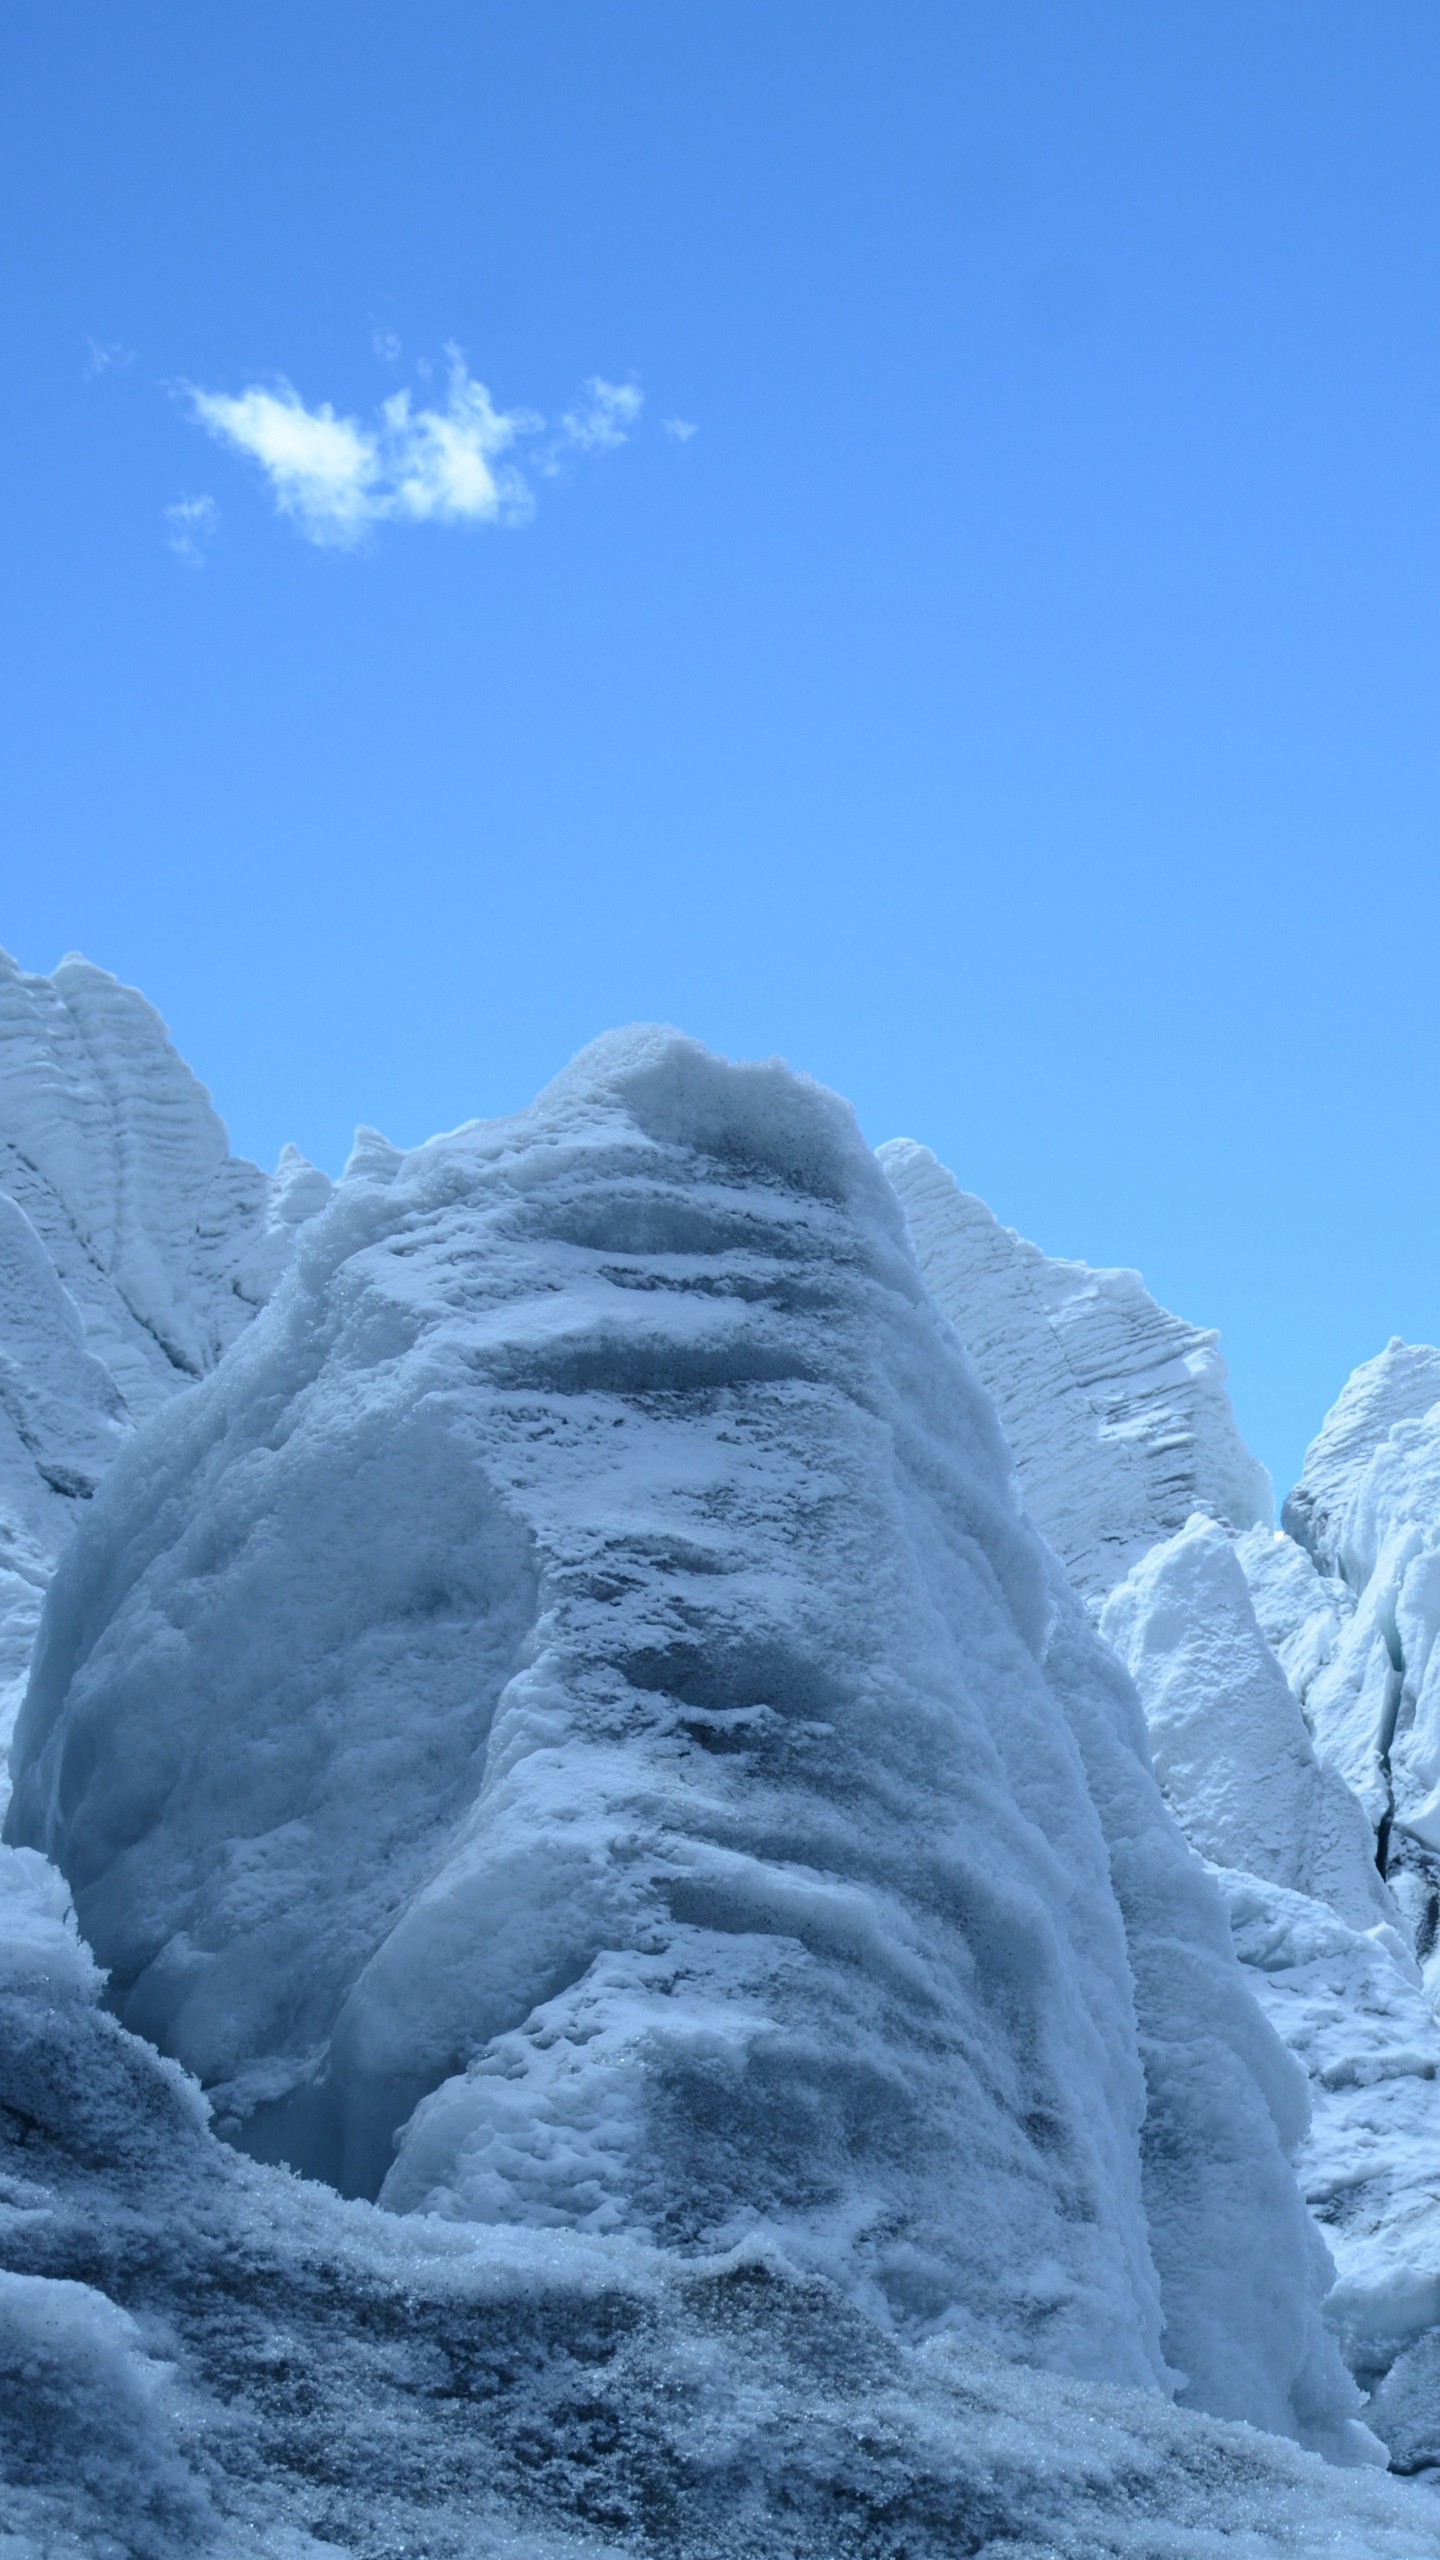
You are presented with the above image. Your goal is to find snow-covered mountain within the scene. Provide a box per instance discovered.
[4,956,1440,2554]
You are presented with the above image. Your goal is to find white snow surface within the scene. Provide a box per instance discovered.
[1235,1522,1355,1707]
[0,947,319,1413]
[7,1026,1364,2456]
[1283,1339,1440,1587]
[1222,1867,1440,2382]
[2,1840,1431,2558]
[1103,1518,1440,2406]
[1101,1519,1391,1933]
[879,1140,1272,1602]
[1275,1344,1440,1981]
[0,947,330,1772]
[868,1148,1440,2450]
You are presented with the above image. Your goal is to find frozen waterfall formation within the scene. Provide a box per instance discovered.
[5,960,1440,2555]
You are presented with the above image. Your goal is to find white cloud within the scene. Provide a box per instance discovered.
[165,494,219,568]
[87,337,135,376]
[662,416,699,443]
[372,329,402,366]
[560,377,643,451]
[381,365,542,528]
[186,383,382,544]
[181,352,613,548]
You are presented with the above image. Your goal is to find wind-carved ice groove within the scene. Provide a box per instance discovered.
[5,1025,1369,2456]
[0,946,334,1776]
[878,1141,1271,1605]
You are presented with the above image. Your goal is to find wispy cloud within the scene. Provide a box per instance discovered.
[560,377,643,452]
[87,337,135,376]
[662,416,699,443]
[372,329,402,366]
[182,350,643,549]
[165,494,219,567]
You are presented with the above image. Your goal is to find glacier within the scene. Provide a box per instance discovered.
[5,955,1440,2550]
[872,1146,1440,2467]
[0,950,329,1760]
[878,1140,1273,1604]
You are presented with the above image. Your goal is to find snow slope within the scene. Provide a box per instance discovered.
[0,948,330,1763]
[879,1141,1272,1602]
[7,1027,1362,2451]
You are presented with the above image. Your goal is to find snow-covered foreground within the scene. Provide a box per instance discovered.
[2,1857,1434,2560]
[4,951,1440,2553]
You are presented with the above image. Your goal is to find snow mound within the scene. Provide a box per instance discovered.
[879,1140,1272,1601]
[8,1027,1358,2447]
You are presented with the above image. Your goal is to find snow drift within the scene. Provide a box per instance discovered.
[7,1025,1362,2453]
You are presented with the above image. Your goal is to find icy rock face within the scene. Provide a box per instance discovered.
[1104,1518,1440,2396]
[7,1028,1360,2448]
[879,1141,1272,1603]
[0,948,331,1768]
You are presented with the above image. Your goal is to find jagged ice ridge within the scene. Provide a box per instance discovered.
[3,951,1440,2552]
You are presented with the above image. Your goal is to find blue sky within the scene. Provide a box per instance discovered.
[2,3,1438,1498]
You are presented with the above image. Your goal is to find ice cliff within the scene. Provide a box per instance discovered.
[0,949,329,1753]
[873,1144,1440,2461]
[9,1025,1360,2448]
[6,973,1440,2553]
[879,1141,1272,1603]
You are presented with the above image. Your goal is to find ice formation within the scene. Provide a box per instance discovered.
[0,949,328,1756]
[879,1139,1273,1601]
[873,1142,1440,2462]
[1100,1518,1390,1933]
[1102,1519,1440,2405]
[8,976,1440,2551]
[10,1026,1363,2454]
[2,1846,1431,2560]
